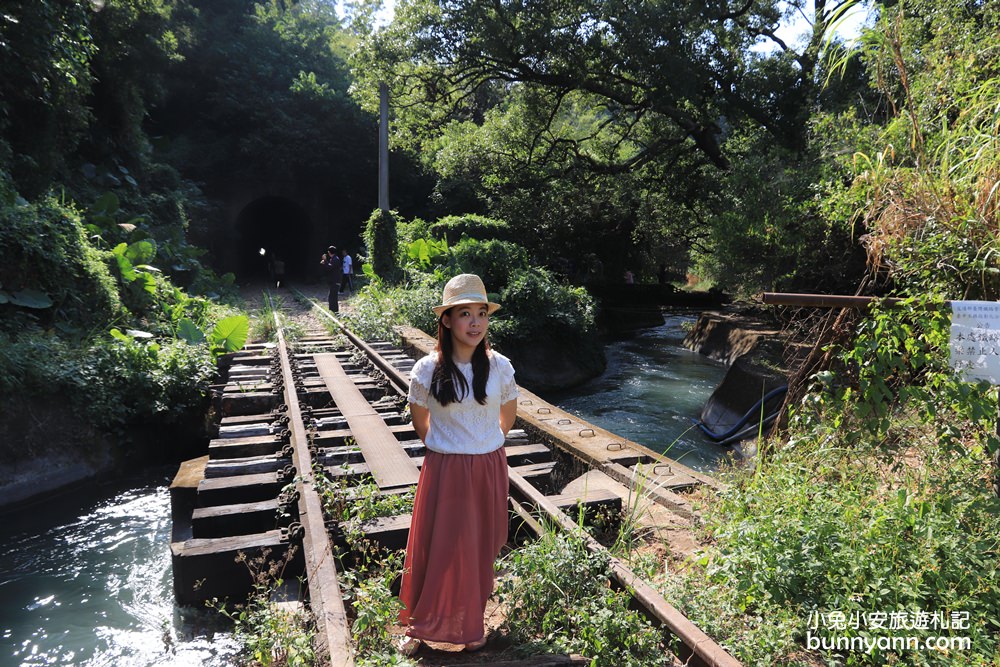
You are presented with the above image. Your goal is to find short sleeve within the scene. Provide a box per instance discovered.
[495,353,519,403]
[408,355,436,407]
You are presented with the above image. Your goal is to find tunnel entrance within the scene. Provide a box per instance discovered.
[235,196,313,281]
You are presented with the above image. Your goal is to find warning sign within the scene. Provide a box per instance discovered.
[950,301,1000,384]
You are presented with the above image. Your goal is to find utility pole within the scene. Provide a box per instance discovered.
[378,82,389,212]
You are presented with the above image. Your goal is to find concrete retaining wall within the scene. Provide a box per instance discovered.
[683,310,788,443]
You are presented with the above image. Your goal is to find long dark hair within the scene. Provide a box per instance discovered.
[430,310,490,406]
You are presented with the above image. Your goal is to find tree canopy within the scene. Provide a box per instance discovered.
[348,0,873,289]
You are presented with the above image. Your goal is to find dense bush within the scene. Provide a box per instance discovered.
[76,337,216,434]
[342,279,441,343]
[0,329,215,461]
[0,192,121,328]
[0,171,241,459]
[706,435,1000,665]
[492,268,597,347]
[448,238,530,293]
[681,298,1000,665]
[349,219,606,387]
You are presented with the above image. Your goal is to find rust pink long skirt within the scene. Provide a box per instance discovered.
[398,447,509,644]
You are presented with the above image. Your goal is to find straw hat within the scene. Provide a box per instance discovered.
[432,274,501,316]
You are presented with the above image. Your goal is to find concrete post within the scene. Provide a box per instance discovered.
[378,82,389,212]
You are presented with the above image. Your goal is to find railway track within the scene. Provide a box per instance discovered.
[169,293,742,667]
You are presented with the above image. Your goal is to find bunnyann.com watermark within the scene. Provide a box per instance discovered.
[806,610,972,655]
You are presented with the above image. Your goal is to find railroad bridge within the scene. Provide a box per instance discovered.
[169,299,742,667]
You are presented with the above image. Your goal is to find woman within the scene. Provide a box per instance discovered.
[398,274,518,655]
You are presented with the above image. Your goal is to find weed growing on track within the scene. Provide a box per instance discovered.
[207,547,316,667]
[496,527,666,666]
[314,466,416,665]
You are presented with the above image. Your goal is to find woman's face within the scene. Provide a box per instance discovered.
[442,304,489,353]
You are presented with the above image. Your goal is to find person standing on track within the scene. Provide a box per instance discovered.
[398,273,518,656]
[320,245,342,312]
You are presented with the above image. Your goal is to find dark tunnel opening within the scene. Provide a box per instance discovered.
[235,196,313,281]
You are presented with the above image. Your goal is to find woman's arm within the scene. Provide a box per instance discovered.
[499,398,517,436]
[410,402,431,443]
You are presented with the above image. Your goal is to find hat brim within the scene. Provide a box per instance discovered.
[433,300,501,317]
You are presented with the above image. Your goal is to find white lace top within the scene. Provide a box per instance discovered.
[407,351,519,455]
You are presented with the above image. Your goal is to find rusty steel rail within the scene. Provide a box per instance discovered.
[760,292,959,309]
[761,292,905,308]
[270,294,355,666]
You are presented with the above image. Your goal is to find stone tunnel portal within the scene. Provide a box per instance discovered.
[235,196,313,281]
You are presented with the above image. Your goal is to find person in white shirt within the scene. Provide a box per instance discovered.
[398,274,518,656]
[340,248,353,293]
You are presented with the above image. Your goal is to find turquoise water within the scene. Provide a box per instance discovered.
[0,472,238,667]
[544,313,731,472]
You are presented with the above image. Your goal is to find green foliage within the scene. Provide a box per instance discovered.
[155,0,401,238]
[315,470,415,529]
[350,0,871,287]
[697,123,867,295]
[492,269,598,353]
[0,191,121,328]
[78,335,216,434]
[705,441,1000,665]
[0,325,215,447]
[497,529,665,666]
[403,237,449,272]
[314,471,415,663]
[827,0,1000,299]
[343,280,441,342]
[813,298,1000,457]
[429,214,512,245]
[448,238,530,293]
[352,0,835,166]
[363,208,403,284]
[656,569,802,666]
[208,547,315,667]
[690,294,1000,664]
[422,85,712,279]
[209,315,250,357]
[0,0,96,194]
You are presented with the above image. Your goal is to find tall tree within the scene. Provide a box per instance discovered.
[352,0,860,170]
[350,0,871,289]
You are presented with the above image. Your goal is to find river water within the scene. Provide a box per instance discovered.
[0,471,238,666]
[0,312,728,665]
[543,313,731,472]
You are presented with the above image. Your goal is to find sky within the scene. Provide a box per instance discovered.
[339,0,871,43]
[769,0,871,49]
